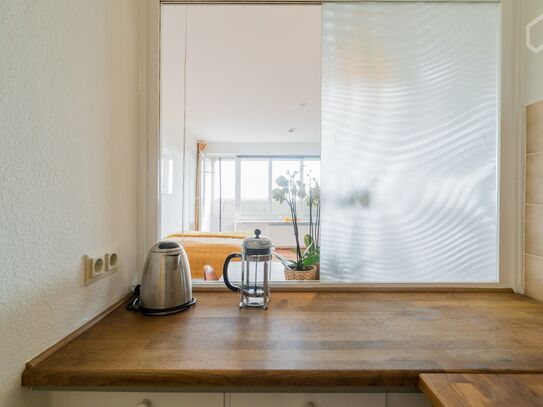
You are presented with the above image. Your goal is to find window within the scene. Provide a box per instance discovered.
[210,158,235,232]
[240,160,269,219]
[201,156,320,231]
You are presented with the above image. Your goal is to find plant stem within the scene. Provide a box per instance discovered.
[315,201,320,249]
[309,177,314,244]
[289,177,302,269]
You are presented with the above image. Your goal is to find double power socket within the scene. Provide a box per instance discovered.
[84,248,119,286]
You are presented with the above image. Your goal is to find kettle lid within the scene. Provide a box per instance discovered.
[150,240,182,254]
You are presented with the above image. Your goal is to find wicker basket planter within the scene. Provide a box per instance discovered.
[284,264,319,281]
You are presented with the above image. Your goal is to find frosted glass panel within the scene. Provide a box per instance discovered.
[321,2,499,282]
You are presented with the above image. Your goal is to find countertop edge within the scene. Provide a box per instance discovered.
[22,367,543,389]
[22,368,421,388]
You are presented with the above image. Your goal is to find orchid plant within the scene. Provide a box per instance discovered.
[272,170,320,271]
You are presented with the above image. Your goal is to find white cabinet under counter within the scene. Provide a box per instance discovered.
[230,393,387,407]
[29,392,431,407]
[29,392,223,407]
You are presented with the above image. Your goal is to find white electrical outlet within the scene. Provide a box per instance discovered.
[105,248,119,272]
[84,247,119,286]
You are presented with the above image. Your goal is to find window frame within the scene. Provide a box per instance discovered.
[145,0,523,290]
[203,154,321,228]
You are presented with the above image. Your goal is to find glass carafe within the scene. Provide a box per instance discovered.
[223,229,272,309]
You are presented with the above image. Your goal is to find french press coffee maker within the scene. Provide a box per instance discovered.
[223,229,272,309]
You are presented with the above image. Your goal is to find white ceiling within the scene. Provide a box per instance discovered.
[185,5,321,144]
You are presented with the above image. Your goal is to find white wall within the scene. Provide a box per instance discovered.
[183,131,198,232]
[184,5,321,145]
[523,0,543,105]
[160,6,199,237]
[160,5,186,238]
[0,1,142,406]
[498,0,525,291]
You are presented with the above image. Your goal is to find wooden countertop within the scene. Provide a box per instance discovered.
[22,292,543,389]
[419,373,543,406]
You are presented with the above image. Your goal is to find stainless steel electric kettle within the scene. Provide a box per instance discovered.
[128,241,195,315]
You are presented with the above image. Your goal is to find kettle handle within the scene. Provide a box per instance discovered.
[223,253,242,292]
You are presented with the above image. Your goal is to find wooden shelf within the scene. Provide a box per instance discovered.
[22,292,543,389]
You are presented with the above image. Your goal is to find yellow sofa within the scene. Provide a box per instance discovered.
[166,232,248,280]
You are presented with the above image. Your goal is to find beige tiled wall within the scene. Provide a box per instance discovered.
[525,100,543,301]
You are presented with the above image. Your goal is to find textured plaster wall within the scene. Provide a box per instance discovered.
[0,1,141,406]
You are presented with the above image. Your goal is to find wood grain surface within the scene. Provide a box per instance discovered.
[22,292,543,389]
[419,373,543,406]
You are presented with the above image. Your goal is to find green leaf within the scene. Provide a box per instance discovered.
[302,252,320,267]
[302,242,315,257]
[304,234,313,248]
[273,252,297,269]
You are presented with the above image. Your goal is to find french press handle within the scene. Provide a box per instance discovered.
[223,253,242,292]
